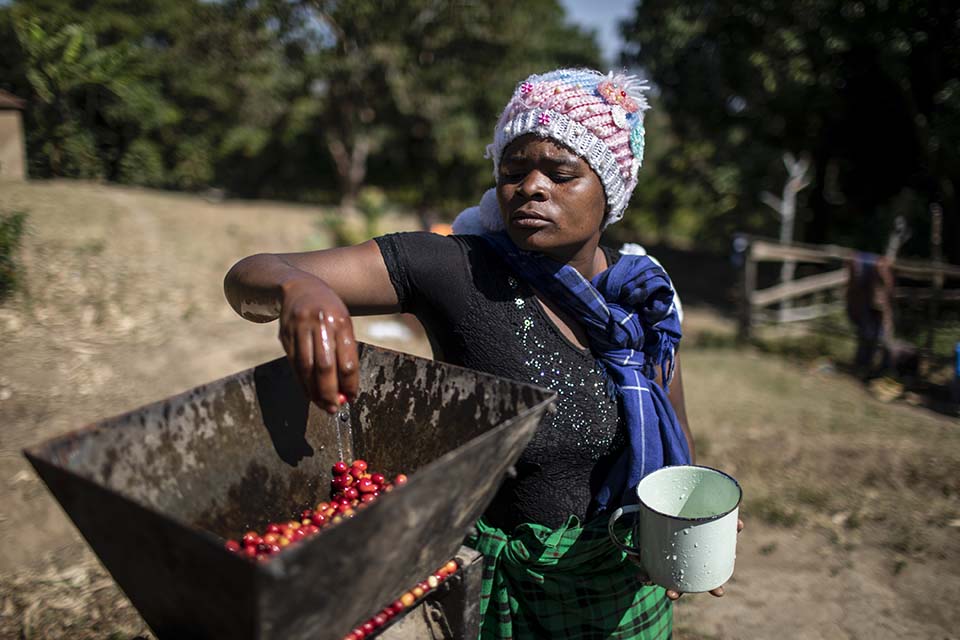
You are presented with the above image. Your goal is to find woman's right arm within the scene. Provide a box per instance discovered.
[223,239,400,413]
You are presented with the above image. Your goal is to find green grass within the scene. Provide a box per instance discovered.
[0,209,28,299]
[744,495,801,528]
[792,486,831,510]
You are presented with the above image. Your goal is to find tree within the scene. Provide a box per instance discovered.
[11,16,178,178]
[0,0,601,209]
[297,0,601,215]
[621,0,960,261]
[2,0,311,190]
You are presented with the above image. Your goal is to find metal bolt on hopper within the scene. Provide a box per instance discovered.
[24,343,556,639]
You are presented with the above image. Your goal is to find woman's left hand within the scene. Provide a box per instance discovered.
[664,518,744,601]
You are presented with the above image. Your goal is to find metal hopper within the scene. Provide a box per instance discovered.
[24,343,555,639]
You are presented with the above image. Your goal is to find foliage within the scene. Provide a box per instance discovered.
[0,0,600,215]
[292,0,601,213]
[376,0,603,217]
[50,121,105,179]
[118,138,165,186]
[4,0,957,262]
[171,139,214,190]
[0,211,28,300]
[356,186,387,237]
[1,0,307,193]
[621,0,960,261]
[10,16,176,179]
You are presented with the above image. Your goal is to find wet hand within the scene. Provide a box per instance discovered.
[664,518,744,601]
[278,275,359,412]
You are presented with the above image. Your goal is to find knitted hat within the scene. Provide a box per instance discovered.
[453,69,650,233]
[498,69,648,226]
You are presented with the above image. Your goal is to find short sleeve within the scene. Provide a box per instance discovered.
[373,233,415,311]
[373,232,473,316]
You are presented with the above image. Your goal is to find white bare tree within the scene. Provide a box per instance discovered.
[885,215,912,260]
[761,152,811,317]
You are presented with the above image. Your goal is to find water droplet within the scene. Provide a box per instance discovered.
[693,543,699,548]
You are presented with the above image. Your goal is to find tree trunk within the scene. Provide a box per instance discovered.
[940,176,959,265]
[761,153,810,321]
[326,134,370,216]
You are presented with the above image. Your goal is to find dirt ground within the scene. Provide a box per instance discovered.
[0,180,957,639]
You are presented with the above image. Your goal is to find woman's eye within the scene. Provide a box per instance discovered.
[499,172,524,183]
[552,174,576,183]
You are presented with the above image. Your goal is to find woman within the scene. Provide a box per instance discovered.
[225,68,733,639]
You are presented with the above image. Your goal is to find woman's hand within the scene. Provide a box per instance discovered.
[663,518,745,601]
[278,274,360,413]
[224,242,400,409]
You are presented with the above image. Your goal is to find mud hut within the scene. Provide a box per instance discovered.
[0,90,27,181]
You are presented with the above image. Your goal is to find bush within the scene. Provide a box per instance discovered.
[171,139,214,190]
[48,123,105,180]
[118,138,166,187]
[357,186,388,237]
[0,210,28,300]
[320,211,368,247]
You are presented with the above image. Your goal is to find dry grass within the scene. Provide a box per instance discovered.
[685,343,959,555]
[0,180,958,638]
[675,315,960,638]
[0,553,152,640]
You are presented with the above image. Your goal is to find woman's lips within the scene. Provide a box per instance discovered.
[510,210,551,228]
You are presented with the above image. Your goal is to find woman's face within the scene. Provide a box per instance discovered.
[496,135,607,262]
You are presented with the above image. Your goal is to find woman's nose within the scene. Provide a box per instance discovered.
[517,171,549,199]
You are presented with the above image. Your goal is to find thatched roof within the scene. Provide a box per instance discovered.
[0,90,26,110]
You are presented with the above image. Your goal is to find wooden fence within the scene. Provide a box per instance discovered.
[736,236,960,341]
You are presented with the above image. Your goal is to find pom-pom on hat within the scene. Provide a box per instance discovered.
[487,68,650,228]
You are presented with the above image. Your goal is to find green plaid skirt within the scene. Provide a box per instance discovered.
[466,515,672,639]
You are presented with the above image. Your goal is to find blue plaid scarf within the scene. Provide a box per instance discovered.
[482,231,691,512]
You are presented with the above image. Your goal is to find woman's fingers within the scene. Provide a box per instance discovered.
[294,324,315,400]
[664,586,725,599]
[334,316,360,400]
[278,283,358,412]
[665,586,724,600]
[312,318,339,412]
[737,518,745,533]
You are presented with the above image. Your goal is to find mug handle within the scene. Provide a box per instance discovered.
[608,504,644,556]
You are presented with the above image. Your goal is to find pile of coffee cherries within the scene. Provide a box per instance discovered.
[223,458,463,637]
[341,557,461,640]
[223,459,408,560]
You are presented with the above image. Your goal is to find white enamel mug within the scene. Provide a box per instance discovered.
[607,465,742,593]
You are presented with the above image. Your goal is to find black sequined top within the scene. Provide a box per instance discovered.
[374,232,625,531]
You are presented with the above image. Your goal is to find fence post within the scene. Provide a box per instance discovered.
[734,235,755,341]
[925,203,944,358]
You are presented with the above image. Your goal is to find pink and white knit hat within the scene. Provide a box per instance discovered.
[452,68,650,234]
